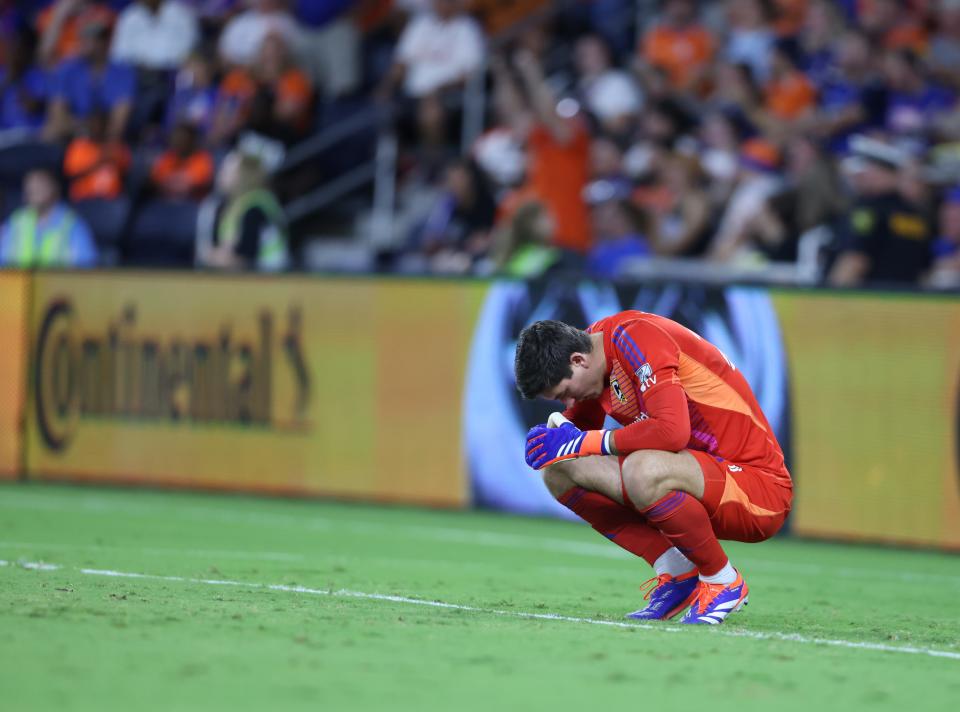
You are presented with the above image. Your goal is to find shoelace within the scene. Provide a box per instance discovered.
[691,580,725,614]
[639,573,672,601]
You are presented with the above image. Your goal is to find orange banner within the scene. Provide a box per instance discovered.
[24,272,486,506]
[0,271,29,479]
[774,292,960,549]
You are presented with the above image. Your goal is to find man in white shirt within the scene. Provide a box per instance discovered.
[574,34,642,139]
[111,0,199,71]
[376,0,486,158]
[380,0,485,100]
[218,0,303,68]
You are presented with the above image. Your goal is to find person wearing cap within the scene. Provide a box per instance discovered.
[0,166,98,268]
[828,135,933,286]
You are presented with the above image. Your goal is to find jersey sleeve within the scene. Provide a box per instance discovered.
[610,319,691,453]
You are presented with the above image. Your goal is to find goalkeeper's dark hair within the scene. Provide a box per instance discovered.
[514,320,592,400]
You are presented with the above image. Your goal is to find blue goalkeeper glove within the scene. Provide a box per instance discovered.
[524,422,613,470]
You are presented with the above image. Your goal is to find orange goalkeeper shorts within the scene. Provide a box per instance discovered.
[689,449,793,543]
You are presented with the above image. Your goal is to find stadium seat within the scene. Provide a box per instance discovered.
[0,187,23,223]
[0,141,64,189]
[73,197,132,266]
[125,199,199,267]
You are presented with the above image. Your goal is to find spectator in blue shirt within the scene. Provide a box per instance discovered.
[928,186,960,288]
[0,26,48,134]
[799,0,845,88]
[0,167,98,268]
[807,29,887,153]
[44,17,135,142]
[882,48,955,149]
[933,187,960,260]
[165,48,218,137]
[586,183,651,279]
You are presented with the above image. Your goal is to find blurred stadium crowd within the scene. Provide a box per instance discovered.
[2,0,960,288]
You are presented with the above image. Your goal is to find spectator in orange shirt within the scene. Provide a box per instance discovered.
[150,121,215,200]
[37,0,115,67]
[210,63,256,147]
[764,39,817,123]
[211,32,313,146]
[247,31,313,144]
[859,0,929,52]
[492,51,592,254]
[772,0,810,36]
[63,111,130,201]
[639,0,714,94]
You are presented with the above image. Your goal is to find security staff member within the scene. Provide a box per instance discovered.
[829,136,932,287]
[0,167,98,268]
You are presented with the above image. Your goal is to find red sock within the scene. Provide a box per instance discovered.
[559,487,671,567]
[639,491,727,576]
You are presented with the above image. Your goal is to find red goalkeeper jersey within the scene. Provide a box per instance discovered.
[562,310,791,488]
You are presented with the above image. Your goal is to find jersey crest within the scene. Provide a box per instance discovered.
[611,376,627,404]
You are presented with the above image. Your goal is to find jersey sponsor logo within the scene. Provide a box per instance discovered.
[635,362,656,392]
[636,412,649,422]
[889,213,928,240]
[610,377,627,404]
[727,464,743,473]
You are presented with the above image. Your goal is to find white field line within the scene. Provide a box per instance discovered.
[7,560,61,571]
[4,492,960,588]
[0,543,894,585]
[0,540,302,562]
[5,560,958,662]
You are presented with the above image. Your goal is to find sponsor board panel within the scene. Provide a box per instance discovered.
[774,292,960,549]
[0,271,29,478]
[25,272,484,506]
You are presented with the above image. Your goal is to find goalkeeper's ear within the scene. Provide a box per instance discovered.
[546,411,572,428]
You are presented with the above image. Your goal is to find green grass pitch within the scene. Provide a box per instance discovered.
[1,483,959,711]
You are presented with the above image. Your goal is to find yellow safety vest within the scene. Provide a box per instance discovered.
[504,245,560,278]
[218,189,289,271]
[8,207,75,268]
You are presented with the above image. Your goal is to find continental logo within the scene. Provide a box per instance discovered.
[33,299,311,452]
